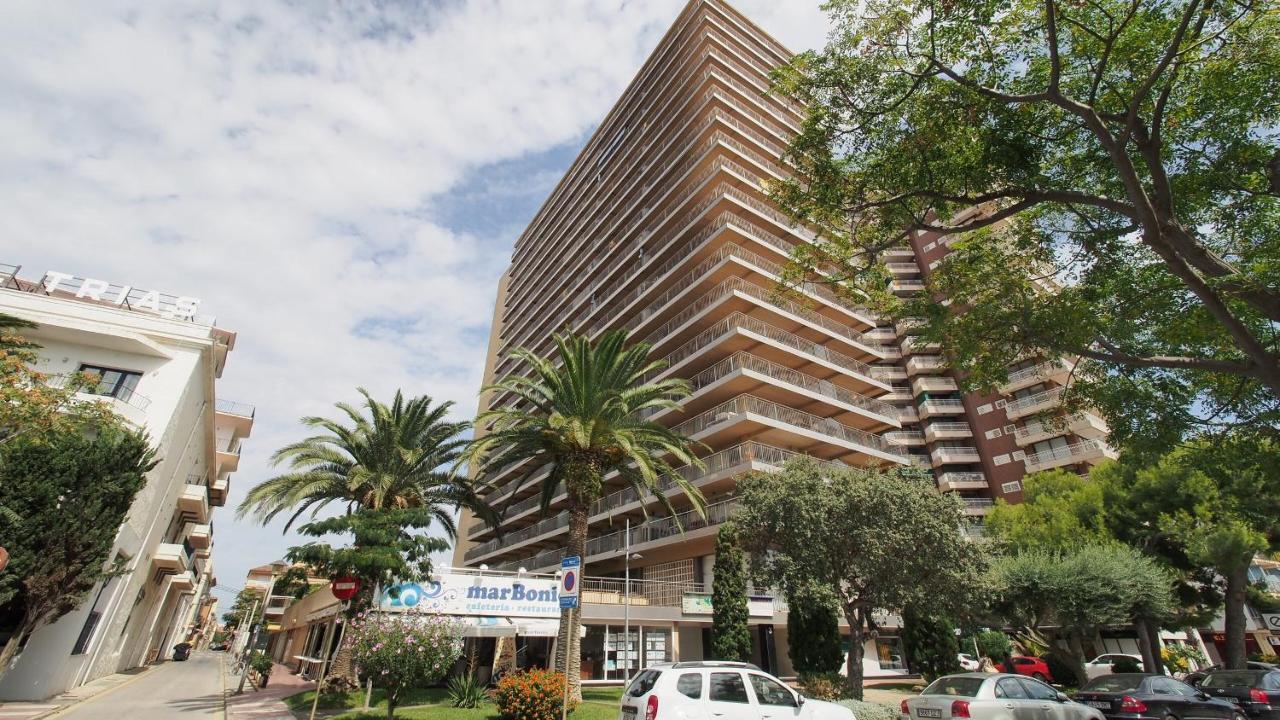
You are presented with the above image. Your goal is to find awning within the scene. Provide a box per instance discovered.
[513,619,560,638]
[461,617,515,638]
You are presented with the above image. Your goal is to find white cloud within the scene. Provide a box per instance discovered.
[0,0,830,607]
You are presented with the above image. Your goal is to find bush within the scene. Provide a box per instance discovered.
[448,674,486,708]
[1162,644,1207,674]
[969,631,1012,661]
[799,672,847,701]
[494,668,578,720]
[838,698,900,720]
[1112,657,1142,674]
[788,590,844,675]
[346,610,464,718]
[1043,650,1082,687]
[902,608,961,680]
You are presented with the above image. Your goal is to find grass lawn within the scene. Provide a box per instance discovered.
[285,684,625,719]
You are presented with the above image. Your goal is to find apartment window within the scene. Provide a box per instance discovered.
[1001,481,1023,494]
[77,364,142,402]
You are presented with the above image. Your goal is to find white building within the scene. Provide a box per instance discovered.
[0,263,254,701]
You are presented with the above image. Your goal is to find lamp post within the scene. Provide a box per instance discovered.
[622,517,643,683]
[236,559,289,695]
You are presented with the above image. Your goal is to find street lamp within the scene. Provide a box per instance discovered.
[622,516,643,682]
[236,559,289,694]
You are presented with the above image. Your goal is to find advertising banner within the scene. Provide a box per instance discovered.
[379,573,561,618]
[681,593,775,618]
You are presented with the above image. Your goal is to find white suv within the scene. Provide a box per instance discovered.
[618,661,856,720]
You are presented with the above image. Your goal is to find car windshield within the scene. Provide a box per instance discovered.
[1082,675,1145,693]
[1202,672,1263,689]
[923,677,986,697]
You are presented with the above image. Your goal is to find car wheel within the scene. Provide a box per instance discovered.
[1232,714,1246,720]
[1033,672,1047,681]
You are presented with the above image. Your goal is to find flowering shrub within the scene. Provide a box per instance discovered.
[494,668,578,720]
[345,610,463,719]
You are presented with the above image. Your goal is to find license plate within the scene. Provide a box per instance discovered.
[917,708,943,718]
[621,706,637,717]
[1086,701,1111,709]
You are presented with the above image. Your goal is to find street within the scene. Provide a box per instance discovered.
[58,652,225,719]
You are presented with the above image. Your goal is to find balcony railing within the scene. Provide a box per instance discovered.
[938,472,988,489]
[1023,439,1109,471]
[685,352,897,419]
[215,399,256,418]
[45,373,152,410]
[919,398,965,415]
[673,394,907,460]
[1005,386,1066,418]
[932,445,981,464]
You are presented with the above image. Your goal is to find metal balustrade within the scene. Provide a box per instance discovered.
[684,352,897,418]
[1004,386,1066,417]
[1023,440,1107,470]
[215,399,256,418]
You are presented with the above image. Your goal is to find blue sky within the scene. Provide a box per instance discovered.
[0,0,830,611]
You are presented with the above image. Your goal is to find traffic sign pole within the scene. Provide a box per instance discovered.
[558,556,581,720]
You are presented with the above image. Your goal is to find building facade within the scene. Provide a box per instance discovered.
[452,0,1114,679]
[0,263,253,701]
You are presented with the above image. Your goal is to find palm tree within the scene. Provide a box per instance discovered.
[238,388,482,533]
[463,329,705,700]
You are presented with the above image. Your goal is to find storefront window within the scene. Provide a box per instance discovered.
[580,625,673,681]
[876,636,906,670]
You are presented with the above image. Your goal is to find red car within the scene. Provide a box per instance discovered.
[995,656,1054,682]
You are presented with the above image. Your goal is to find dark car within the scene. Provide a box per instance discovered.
[1075,673,1243,720]
[172,642,192,661]
[1189,665,1280,688]
[996,656,1055,682]
[1199,670,1280,720]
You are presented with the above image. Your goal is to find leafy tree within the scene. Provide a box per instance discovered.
[711,525,751,662]
[222,588,264,629]
[238,388,485,533]
[734,456,984,698]
[902,607,961,681]
[772,0,1280,449]
[989,544,1176,683]
[0,424,156,677]
[986,470,1110,553]
[462,329,704,701]
[966,630,1013,662]
[287,506,448,686]
[787,585,844,677]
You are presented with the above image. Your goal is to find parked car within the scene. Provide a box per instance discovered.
[618,661,854,720]
[172,642,192,661]
[959,654,981,672]
[1188,664,1280,688]
[901,673,1104,720]
[1085,654,1147,679]
[209,642,228,651]
[995,656,1054,682]
[1074,673,1243,720]
[1199,669,1280,720]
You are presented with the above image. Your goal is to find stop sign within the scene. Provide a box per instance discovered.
[331,576,361,601]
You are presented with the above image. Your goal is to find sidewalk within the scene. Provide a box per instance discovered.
[225,662,314,719]
[0,666,152,720]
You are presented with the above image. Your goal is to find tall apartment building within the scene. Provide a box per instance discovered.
[453,0,1113,678]
[0,262,254,701]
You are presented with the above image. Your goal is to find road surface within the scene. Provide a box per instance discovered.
[58,652,225,719]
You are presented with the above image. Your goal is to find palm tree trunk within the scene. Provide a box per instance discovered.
[554,501,589,703]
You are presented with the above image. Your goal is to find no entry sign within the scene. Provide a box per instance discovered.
[559,556,581,609]
[331,576,361,601]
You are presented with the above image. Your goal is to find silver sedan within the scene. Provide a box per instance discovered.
[902,673,1107,720]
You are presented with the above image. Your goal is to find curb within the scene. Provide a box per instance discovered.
[33,666,156,720]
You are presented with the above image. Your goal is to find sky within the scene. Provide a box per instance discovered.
[0,0,832,611]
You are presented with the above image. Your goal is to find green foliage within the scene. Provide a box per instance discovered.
[250,650,274,675]
[222,588,264,628]
[968,631,1013,661]
[711,524,752,662]
[463,329,703,700]
[447,674,486,709]
[1112,657,1143,674]
[787,588,844,675]
[902,608,961,680]
[493,668,578,720]
[837,699,901,720]
[1247,586,1280,614]
[1162,644,1207,674]
[346,610,463,719]
[0,422,156,670]
[735,456,986,699]
[773,0,1280,450]
[986,470,1109,553]
[799,672,848,701]
[239,389,483,534]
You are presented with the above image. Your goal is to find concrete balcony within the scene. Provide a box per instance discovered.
[886,262,920,275]
[863,328,897,343]
[1000,360,1073,394]
[872,366,907,381]
[882,385,913,402]
[185,523,212,549]
[906,355,945,375]
[894,318,926,336]
[169,570,196,590]
[912,376,959,395]
[924,422,973,442]
[919,398,966,418]
[962,497,995,516]
[209,476,229,506]
[885,431,926,447]
[898,406,920,422]
[938,472,989,492]
[214,399,255,437]
[45,373,151,428]
[1013,413,1109,446]
[890,279,925,295]
[1004,386,1066,419]
[151,543,190,574]
[216,440,242,473]
[931,445,981,465]
[1023,440,1115,473]
[884,248,916,261]
[178,481,210,523]
[901,336,942,355]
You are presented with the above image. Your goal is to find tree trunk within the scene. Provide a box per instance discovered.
[553,501,589,703]
[385,689,397,720]
[1135,620,1158,675]
[1138,618,1165,674]
[843,608,866,700]
[1223,564,1249,670]
[0,624,29,683]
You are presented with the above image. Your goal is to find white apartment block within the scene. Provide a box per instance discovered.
[0,263,253,701]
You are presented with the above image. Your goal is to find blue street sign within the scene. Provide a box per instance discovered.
[560,556,581,609]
